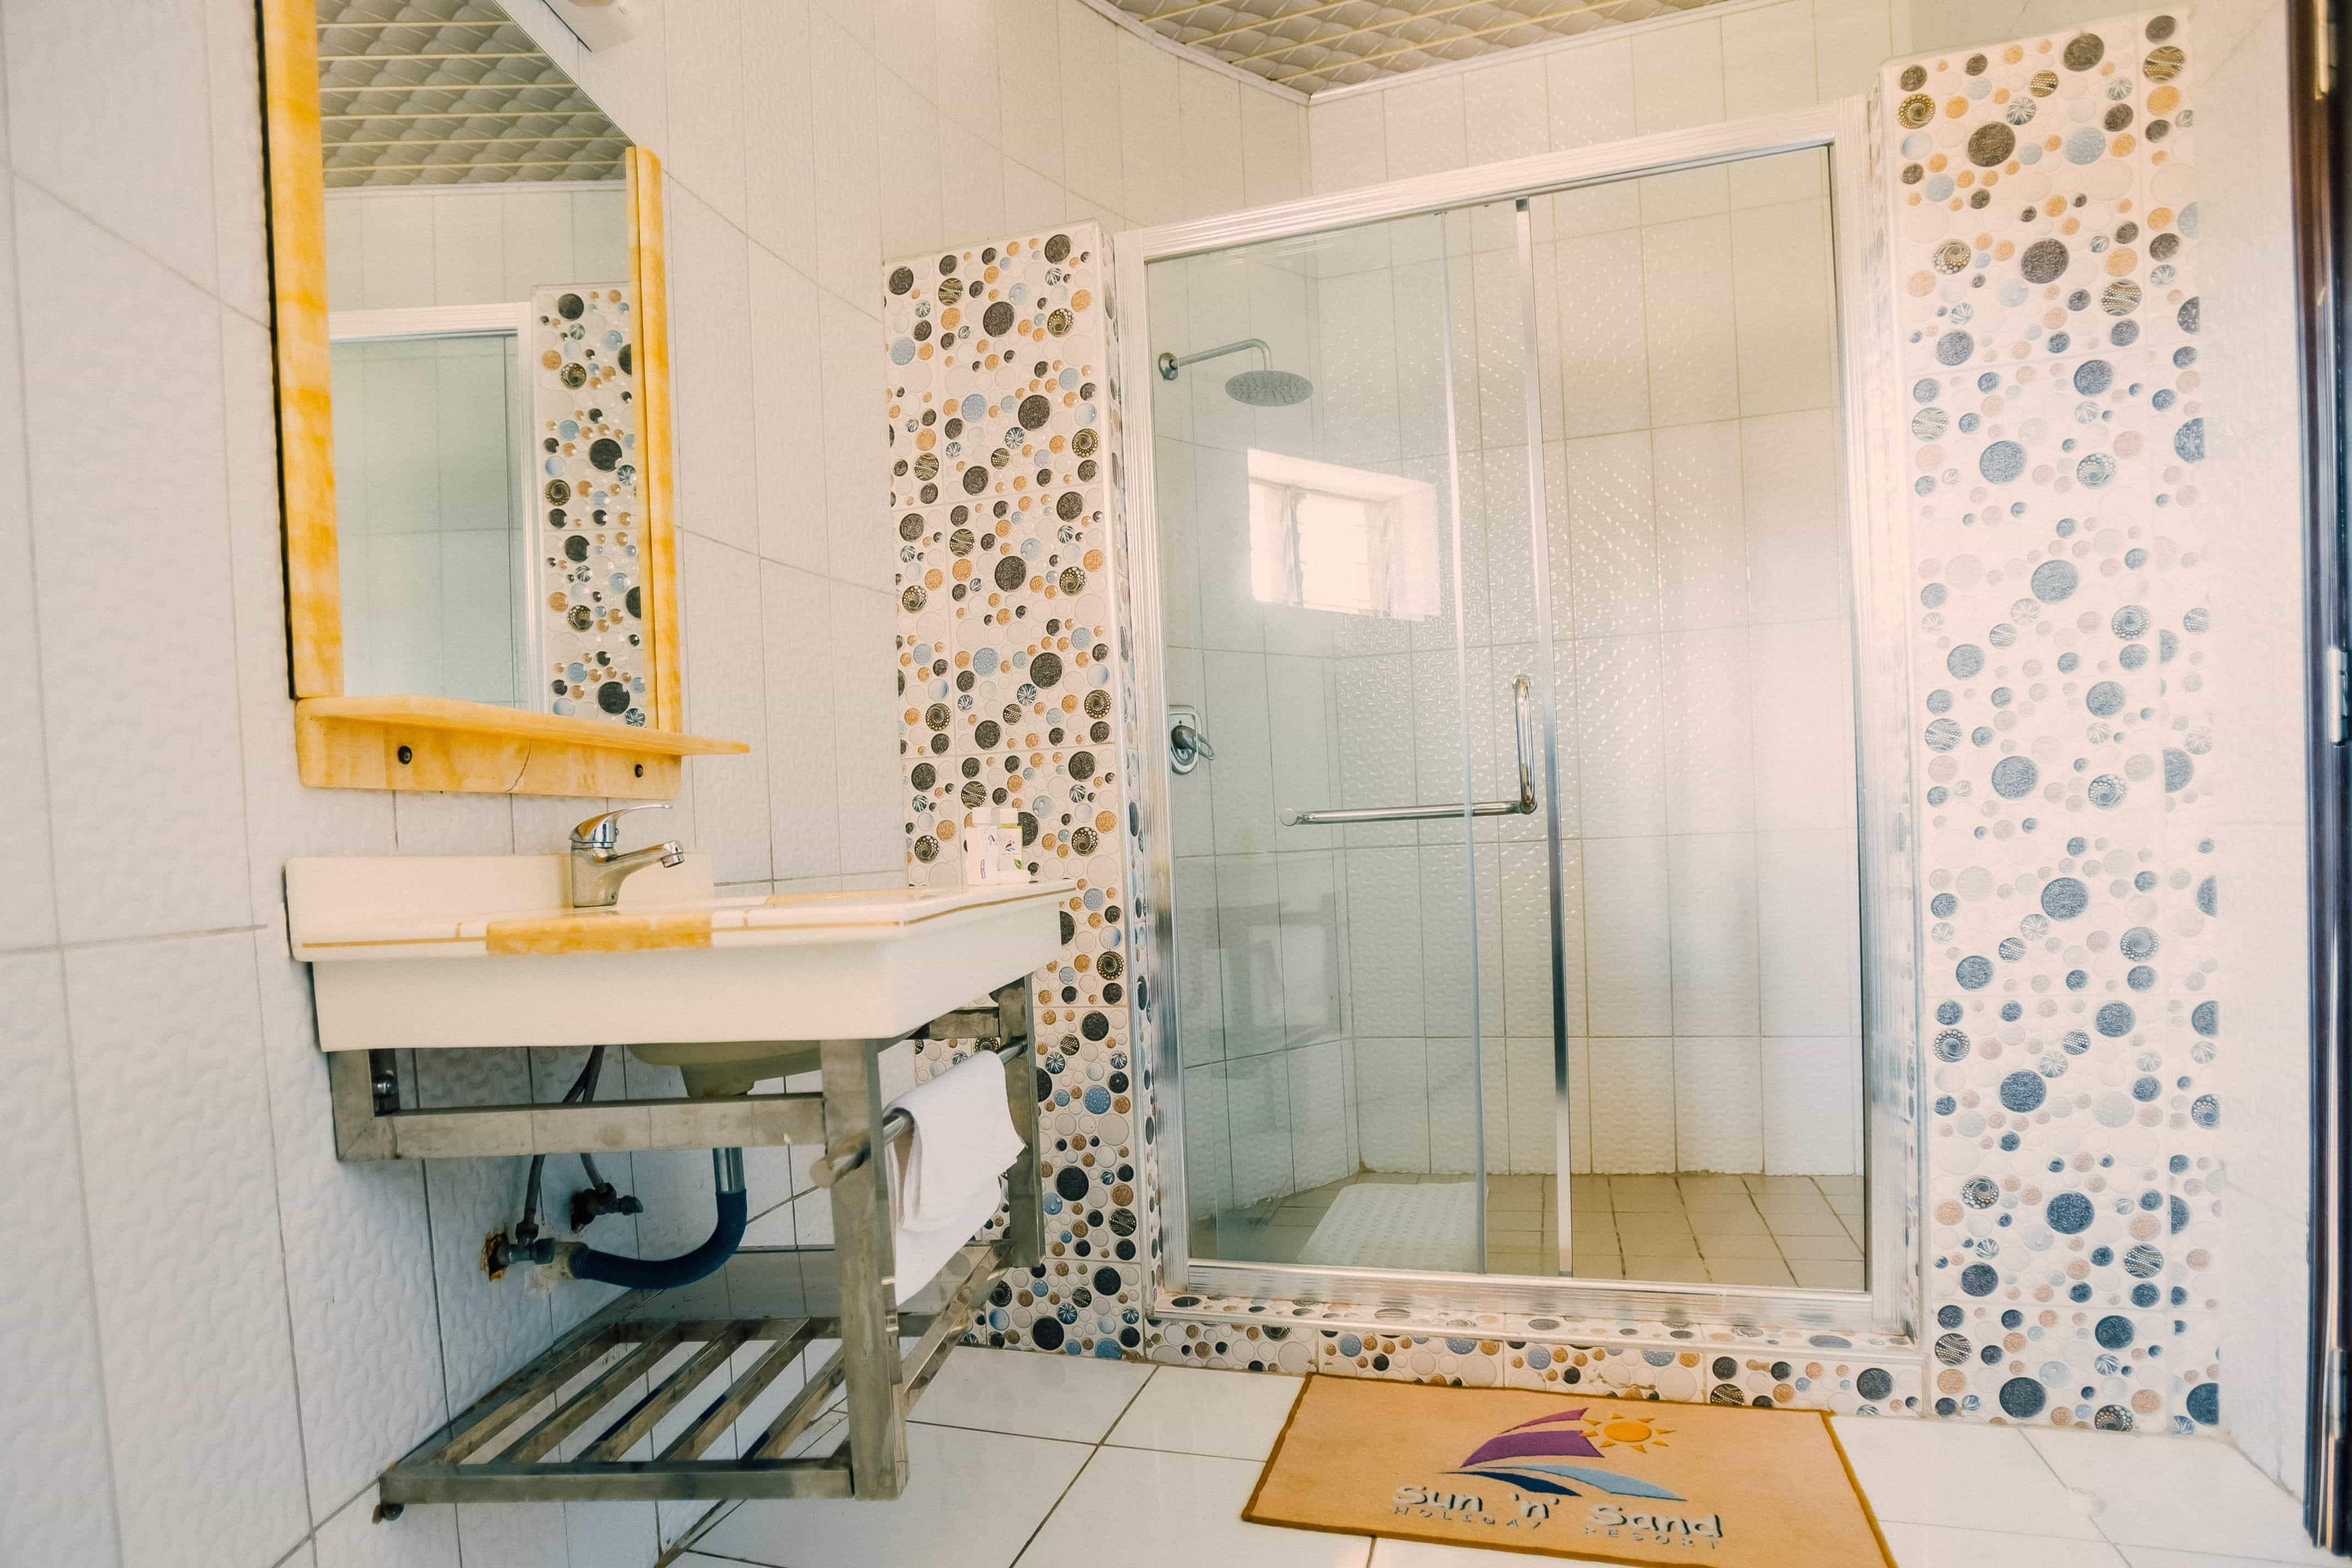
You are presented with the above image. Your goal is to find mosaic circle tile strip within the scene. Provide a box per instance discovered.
[885,226,1156,1363]
[1887,10,2219,1435]
[532,284,648,724]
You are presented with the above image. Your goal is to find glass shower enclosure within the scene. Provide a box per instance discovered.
[1120,104,1911,1330]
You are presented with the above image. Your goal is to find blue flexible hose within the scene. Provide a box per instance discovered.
[565,1184,747,1291]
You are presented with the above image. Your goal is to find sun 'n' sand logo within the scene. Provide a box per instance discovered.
[1444,1407,1686,1501]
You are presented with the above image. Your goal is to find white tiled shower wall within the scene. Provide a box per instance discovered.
[0,1,1302,1564]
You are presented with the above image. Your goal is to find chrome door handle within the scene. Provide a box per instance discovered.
[1169,706,1215,774]
[1280,674,1536,827]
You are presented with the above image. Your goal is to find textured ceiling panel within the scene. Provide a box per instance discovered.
[1107,0,1736,93]
[316,0,626,187]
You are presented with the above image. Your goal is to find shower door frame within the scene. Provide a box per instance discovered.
[1114,97,1920,1340]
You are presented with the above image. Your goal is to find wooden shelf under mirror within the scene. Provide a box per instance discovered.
[258,0,747,797]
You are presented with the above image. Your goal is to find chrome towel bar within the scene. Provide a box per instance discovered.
[1280,672,1537,827]
[812,1031,1028,1187]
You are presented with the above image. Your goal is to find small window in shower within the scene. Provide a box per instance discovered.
[1245,448,1439,620]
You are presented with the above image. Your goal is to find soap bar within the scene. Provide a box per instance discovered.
[963,809,1028,885]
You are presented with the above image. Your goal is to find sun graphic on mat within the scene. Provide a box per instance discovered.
[1582,1413,1673,1454]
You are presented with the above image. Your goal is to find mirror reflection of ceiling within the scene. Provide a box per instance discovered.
[315,0,627,187]
[1107,0,1736,94]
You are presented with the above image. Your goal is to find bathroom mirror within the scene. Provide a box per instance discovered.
[259,0,745,796]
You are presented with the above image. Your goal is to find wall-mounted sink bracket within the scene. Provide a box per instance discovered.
[356,981,1046,1509]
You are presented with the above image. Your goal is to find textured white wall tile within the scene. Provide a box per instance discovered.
[741,0,816,273]
[662,0,748,225]
[1672,1036,1764,1172]
[1666,832,1762,1036]
[1059,2,1126,213]
[1173,856,1228,1067]
[67,935,308,1567]
[18,185,252,944]
[876,72,945,271]
[1115,30,1183,221]
[1505,1035,1561,1175]
[1754,828,1861,1036]
[1747,617,1856,830]
[679,532,772,883]
[1638,214,1739,427]
[1729,199,1837,416]
[1214,852,1288,1055]
[761,562,843,881]
[0,167,53,950]
[1203,651,1277,855]
[1652,420,1748,634]
[1182,1062,1237,1216]
[1307,90,1386,195]
[820,290,892,590]
[1565,430,1658,635]
[1544,36,1636,152]
[1276,850,1347,1047]
[1425,1037,1483,1174]
[456,1501,570,1568]
[1287,1039,1354,1189]
[1381,74,1468,181]
[1240,88,1309,208]
[1630,18,1726,135]
[1660,625,1757,835]
[1224,1050,1297,1203]
[1586,1038,1677,1172]
[1813,0,1897,95]
[1549,233,1651,439]
[1760,1035,1859,1174]
[1177,67,1246,221]
[1581,835,1673,1035]
[1722,3,1821,117]
[3,0,219,291]
[747,247,829,573]
[0,952,122,1564]
[1570,634,1667,838]
[1353,1037,1432,1172]
[807,14,883,304]
[313,1490,459,1568]
[665,182,759,555]
[254,923,446,1525]
[826,581,902,875]
[1739,408,1843,625]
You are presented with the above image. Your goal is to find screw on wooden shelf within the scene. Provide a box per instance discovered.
[634,763,644,777]
[397,745,413,764]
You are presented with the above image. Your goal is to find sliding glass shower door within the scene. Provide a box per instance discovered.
[1151,204,1518,1277]
[1150,139,1869,1299]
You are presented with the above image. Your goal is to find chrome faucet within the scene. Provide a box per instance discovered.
[569,804,687,908]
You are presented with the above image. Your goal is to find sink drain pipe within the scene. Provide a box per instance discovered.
[543,1148,747,1291]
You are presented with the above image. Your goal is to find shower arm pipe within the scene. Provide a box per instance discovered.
[1156,337,1273,380]
[547,1148,746,1291]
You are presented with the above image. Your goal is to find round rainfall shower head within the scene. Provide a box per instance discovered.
[1157,339,1314,407]
[1222,368,1314,407]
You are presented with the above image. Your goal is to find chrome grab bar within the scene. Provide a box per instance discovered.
[1280,673,1538,827]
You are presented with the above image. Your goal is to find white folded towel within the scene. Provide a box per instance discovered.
[883,1050,1027,1306]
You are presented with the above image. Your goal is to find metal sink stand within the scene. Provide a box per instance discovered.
[344,981,1042,1506]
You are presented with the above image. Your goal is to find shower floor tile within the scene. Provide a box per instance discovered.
[1197,1170,1865,1291]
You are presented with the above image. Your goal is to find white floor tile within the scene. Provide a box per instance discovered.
[910,1346,1153,1442]
[1830,1417,2103,1538]
[2119,1550,2325,1568]
[1107,1367,1306,1460]
[694,1424,1090,1568]
[2024,1430,2331,1565]
[1016,1446,1370,1567]
[1881,1522,2128,1568]
[1369,1539,1541,1563]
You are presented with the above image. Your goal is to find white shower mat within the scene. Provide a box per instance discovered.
[1298,1180,1480,1273]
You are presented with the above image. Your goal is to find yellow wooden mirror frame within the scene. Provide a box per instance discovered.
[257,0,745,798]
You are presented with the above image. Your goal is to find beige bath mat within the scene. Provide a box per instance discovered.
[1244,1375,1892,1566]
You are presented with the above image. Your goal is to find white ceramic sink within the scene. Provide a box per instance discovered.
[286,854,1072,1060]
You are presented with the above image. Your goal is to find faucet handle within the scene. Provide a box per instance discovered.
[570,802,672,853]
